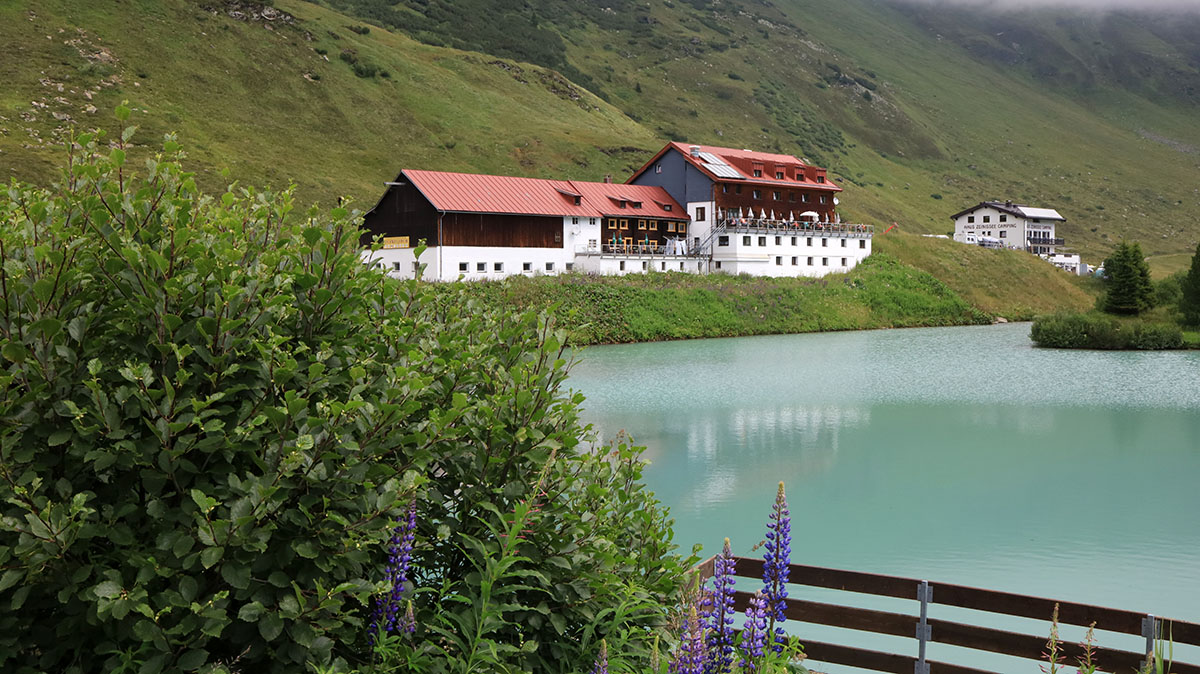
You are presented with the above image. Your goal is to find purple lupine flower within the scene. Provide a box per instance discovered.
[591,639,609,674]
[761,482,791,653]
[702,538,737,674]
[739,591,769,672]
[368,500,418,645]
[669,605,706,674]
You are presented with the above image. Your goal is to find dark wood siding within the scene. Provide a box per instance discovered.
[361,179,563,248]
[361,180,440,246]
[715,186,836,221]
[599,216,691,246]
[441,213,563,248]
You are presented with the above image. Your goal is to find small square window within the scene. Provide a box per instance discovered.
[807,256,814,265]
[1000,231,1007,238]
[796,172,806,181]
[753,169,763,177]
[638,220,647,230]
[820,195,827,204]
[841,257,848,266]
[572,217,579,225]
[715,261,722,269]
[718,235,730,246]
[459,262,469,272]
[607,219,617,229]
[791,237,797,246]
[667,222,676,232]
[752,190,762,199]
[802,194,810,203]
[841,239,847,247]
[968,216,975,224]
[821,239,828,247]
[773,191,781,200]
[859,240,866,249]
[392,262,402,271]
[807,237,813,246]
[523,262,532,271]
[565,262,573,271]
[791,256,798,265]
[775,236,782,245]
[722,184,729,193]
[678,223,686,234]
[999,215,1007,222]
[822,257,828,266]
[546,262,555,271]
[477,262,486,272]
[650,220,658,230]
[494,262,503,272]
[983,215,991,223]
[776,171,785,179]
[775,256,782,266]
[620,219,629,230]
[655,164,662,173]
[743,236,752,246]
[817,176,826,183]
[590,218,597,225]
[758,236,767,246]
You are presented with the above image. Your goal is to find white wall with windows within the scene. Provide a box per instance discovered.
[952,206,1059,253]
[686,200,716,254]
[710,231,871,277]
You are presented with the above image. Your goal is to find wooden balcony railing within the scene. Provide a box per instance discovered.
[698,556,1200,674]
[718,220,874,238]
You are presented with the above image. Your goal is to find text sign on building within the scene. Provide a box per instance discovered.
[382,236,410,249]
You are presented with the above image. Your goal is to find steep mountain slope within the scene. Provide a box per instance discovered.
[0,0,659,206]
[2,0,1197,270]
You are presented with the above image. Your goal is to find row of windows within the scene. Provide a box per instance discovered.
[721,184,828,203]
[606,219,688,233]
[773,256,847,266]
[717,235,866,249]
[617,260,701,272]
[973,231,1008,238]
[456,261,572,274]
[967,214,1008,224]
[569,217,599,225]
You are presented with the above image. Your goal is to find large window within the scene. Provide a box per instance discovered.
[696,207,706,221]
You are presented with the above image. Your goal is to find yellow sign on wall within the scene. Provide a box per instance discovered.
[382,236,410,249]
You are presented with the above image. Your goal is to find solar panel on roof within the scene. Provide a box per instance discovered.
[704,162,744,179]
[698,152,728,166]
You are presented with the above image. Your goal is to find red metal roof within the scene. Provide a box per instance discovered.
[630,142,842,192]
[402,170,686,220]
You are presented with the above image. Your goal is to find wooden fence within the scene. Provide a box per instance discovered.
[697,556,1200,674]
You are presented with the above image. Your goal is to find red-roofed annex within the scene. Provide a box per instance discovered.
[362,142,872,281]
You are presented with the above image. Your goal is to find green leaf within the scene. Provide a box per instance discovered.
[115,103,131,121]
[220,563,250,590]
[238,601,266,622]
[258,613,284,641]
[94,580,122,600]
[0,569,22,593]
[200,547,223,569]
[47,429,72,446]
[2,342,28,364]
[177,649,207,671]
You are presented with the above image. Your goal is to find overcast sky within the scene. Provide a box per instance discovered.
[893,0,1200,10]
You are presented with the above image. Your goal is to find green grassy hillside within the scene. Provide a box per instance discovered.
[0,0,1191,299]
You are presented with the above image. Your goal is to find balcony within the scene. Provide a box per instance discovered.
[717,219,873,238]
[1027,237,1064,246]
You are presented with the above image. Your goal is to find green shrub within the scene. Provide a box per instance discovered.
[0,124,689,672]
[1031,312,1182,350]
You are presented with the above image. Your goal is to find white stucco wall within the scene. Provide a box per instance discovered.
[953,206,1059,251]
[711,231,871,277]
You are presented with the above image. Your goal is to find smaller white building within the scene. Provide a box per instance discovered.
[950,201,1066,254]
[1041,252,1088,275]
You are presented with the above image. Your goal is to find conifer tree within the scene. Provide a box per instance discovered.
[1102,241,1154,315]
[1181,241,1200,326]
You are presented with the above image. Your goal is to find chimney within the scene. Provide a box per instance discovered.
[689,145,701,158]
[603,174,613,184]
[1005,200,1013,207]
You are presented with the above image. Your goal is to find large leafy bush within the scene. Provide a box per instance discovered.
[0,124,688,673]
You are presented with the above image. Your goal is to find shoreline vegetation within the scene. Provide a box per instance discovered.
[431,254,998,346]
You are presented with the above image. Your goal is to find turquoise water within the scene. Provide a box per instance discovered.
[566,323,1200,672]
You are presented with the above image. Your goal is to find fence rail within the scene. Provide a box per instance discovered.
[698,556,1200,674]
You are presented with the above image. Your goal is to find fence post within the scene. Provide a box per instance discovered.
[916,580,932,674]
[1142,614,1157,669]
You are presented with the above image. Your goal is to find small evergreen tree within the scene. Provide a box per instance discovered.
[1181,241,1200,326]
[1102,241,1154,315]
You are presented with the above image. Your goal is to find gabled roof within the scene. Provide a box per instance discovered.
[950,201,1067,221]
[397,169,686,220]
[629,142,843,192]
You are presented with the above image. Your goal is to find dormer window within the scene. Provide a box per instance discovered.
[817,175,826,183]
[664,204,672,211]
[753,169,763,177]
[618,200,627,209]
[631,201,642,209]
[775,171,784,180]
[796,172,806,181]
[574,196,581,206]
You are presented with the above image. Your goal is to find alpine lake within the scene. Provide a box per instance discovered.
[566,322,1200,673]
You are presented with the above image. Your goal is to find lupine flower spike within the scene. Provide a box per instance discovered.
[702,538,737,674]
[591,639,609,674]
[670,605,707,674]
[740,590,770,673]
[368,499,418,645]
[762,482,791,653]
